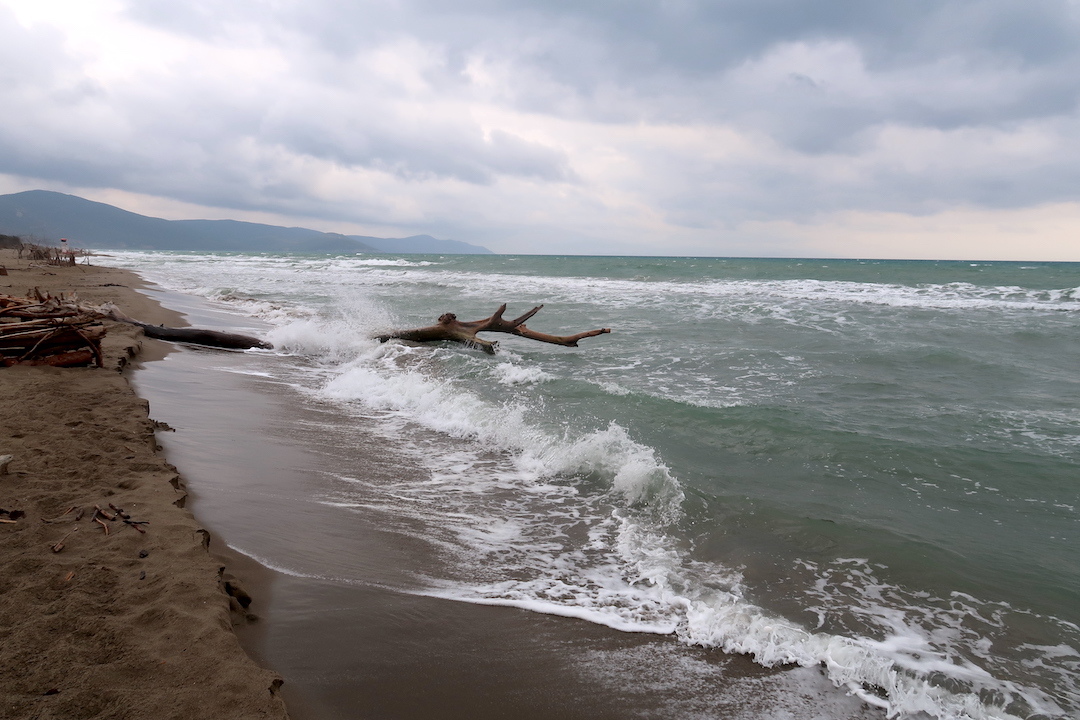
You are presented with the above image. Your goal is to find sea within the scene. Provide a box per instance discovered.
[104,251,1079,720]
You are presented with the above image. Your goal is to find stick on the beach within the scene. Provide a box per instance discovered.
[376,304,611,355]
[51,528,76,553]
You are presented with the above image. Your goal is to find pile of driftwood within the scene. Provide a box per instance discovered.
[19,242,86,267]
[1,290,105,367]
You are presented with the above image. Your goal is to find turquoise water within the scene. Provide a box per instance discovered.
[108,252,1080,719]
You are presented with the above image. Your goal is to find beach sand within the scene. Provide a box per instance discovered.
[0,249,289,719]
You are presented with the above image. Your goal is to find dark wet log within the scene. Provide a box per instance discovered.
[101,306,272,350]
[138,324,272,350]
[377,304,610,354]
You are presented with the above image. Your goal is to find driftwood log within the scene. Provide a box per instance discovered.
[100,305,271,351]
[377,304,610,354]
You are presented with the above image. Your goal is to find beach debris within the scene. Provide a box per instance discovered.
[0,508,25,523]
[123,519,148,534]
[91,507,112,534]
[0,291,106,367]
[0,454,12,474]
[92,512,110,535]
[376,303,611,355]
[51,528,76,553]
[22,242,86,267]
[82,503,149,535]
[41,501,150,534]
[41,506,81,524]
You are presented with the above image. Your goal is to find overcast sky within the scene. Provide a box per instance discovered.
[2,0,1079,259]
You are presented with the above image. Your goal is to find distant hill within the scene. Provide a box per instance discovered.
[355,233,492,254]
[0,190,493,255]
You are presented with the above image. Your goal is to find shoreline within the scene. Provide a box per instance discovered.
[3,249,887,719]
[0,249,289,719]
[113,262,880,720]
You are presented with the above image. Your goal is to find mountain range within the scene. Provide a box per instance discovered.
[0,190,492,255]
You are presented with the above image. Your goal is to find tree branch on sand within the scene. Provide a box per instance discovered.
[376,304,611,355]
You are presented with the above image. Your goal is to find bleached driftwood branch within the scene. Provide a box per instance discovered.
[376,304,610,355]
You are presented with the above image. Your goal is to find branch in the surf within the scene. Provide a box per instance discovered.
[375,304,611,355]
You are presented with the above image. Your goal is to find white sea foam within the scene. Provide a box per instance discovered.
[349,258,436,267]
[320,346,683,515]
[434,518,1075,720]
[311,336,1054,718]
[489,361,553,386]
[422,516,1046,720]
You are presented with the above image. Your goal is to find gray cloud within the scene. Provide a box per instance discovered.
[1,1,1079,254]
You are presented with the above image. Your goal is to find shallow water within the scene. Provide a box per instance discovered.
[118,253,1080,720]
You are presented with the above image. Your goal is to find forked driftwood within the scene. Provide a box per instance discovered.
[376,304,610,354]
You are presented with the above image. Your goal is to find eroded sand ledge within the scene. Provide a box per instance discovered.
[0,249,289,719]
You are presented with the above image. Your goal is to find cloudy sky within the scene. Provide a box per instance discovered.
[2,0,1079,259]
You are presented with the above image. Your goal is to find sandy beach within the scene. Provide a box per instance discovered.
[0,248,289,720]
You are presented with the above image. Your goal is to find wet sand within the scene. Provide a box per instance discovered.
[0,249,288,719]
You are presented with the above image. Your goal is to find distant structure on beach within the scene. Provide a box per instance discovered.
[0,190,494,255]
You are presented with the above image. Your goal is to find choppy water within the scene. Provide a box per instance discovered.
[107,252,1079,720]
